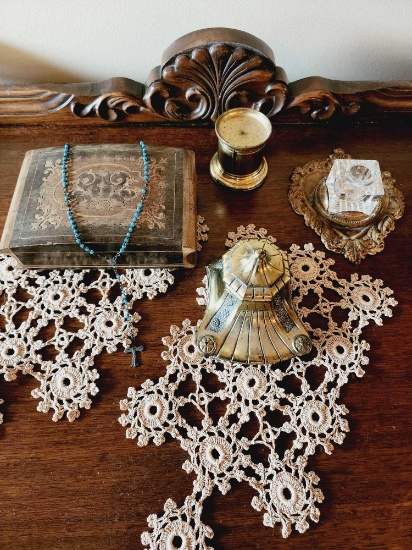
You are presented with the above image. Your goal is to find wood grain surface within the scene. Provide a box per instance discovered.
[0,119,411,549]
[1,144,197,268]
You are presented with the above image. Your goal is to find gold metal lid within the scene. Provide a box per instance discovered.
[196,239,312,365]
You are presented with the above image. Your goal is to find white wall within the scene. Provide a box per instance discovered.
[0,0,411,85]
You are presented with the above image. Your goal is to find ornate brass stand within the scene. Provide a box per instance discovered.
[288,149,405,264]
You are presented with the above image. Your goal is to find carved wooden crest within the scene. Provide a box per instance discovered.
[144,28,288,121]
[0,28,411,123]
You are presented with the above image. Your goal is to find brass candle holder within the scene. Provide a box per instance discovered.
[210,108,272,191]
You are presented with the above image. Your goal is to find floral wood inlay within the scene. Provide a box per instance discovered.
[33,154,167,231]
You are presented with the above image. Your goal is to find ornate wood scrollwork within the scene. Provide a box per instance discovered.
[71,92,147,121]
[287,77,412,120]
[287,90,361,120]
[0,28,411,123]
[144,41,288,121]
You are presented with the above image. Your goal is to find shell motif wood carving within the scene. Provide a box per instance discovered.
[145,40,288,121]
[0,28,412,123]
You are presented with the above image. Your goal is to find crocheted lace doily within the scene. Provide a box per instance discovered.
[119,224,397,545]
[0,216,209,422]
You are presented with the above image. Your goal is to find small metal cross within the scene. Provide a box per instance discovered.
[125,340,144,367]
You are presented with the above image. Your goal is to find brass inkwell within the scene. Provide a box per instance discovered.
[196,239,312,365]
[289,149,405,264]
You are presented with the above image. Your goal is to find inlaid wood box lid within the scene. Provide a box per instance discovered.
[0,143,197,268]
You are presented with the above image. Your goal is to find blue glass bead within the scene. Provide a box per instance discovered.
[116,274,120,280]
[76,238,81,244]
[80,244,85,249]
[64,196,70,202]
[89,250,95,255]
[84,247,90,252]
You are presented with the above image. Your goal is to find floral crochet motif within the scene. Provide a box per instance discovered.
[0,217,208,422]
[119,225,397,545]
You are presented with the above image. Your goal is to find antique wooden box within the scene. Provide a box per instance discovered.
[0,143,197,268]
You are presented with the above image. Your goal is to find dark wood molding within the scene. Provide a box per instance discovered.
[287,77,412,120]
[0,28,411,123]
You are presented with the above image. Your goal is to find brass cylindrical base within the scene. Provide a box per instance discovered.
[210,152,268,191]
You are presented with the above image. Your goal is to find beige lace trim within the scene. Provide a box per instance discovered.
[119,225,397,545]
[0,216,208,422]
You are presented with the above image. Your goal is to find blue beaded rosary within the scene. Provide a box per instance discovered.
[61,141,150,367]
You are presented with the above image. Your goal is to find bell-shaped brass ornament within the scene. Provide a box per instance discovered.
[196,239,312,365]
